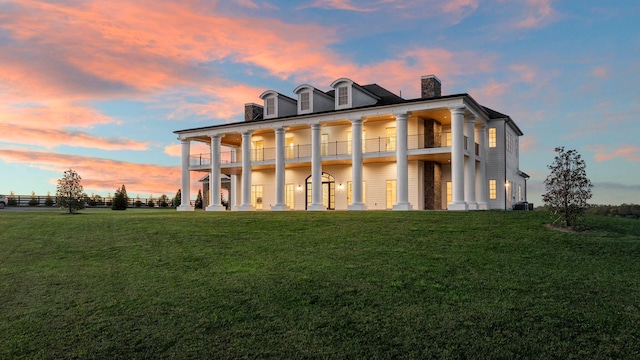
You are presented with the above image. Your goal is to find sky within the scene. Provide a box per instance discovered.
[0,0,639,205]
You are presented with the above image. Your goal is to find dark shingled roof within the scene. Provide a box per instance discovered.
[325,83,406,106]
[482,106,509,119]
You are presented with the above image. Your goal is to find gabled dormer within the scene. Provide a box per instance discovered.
[330,78,380,110]
[259,90,297,119]
[293,84,335,115]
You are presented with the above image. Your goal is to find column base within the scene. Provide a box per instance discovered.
[237,205,256,211]
[307,204,326,211]
[176,205,195,211]
[477,202,489,210]
[205,204,226,212]
[392,202,413,211]
[271,204,290,211]
[467,202,479,210]
[348,203,367,211]
[447,202,468,211]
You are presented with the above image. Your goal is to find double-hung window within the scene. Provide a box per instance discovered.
[300,92,310,111]
[338,86,348,106]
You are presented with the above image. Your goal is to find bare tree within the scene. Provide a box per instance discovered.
[56,168,85,214]
[542,147,593,227]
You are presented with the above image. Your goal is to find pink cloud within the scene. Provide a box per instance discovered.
[441,0,479,23]
[0,148,204,198]
[591,66,610,79]
[0,124,150,151]
[0,103,116,129]
[509,64,537,83]
[512,0,558,29]
[300,0,376,12]
[593,145,640,162]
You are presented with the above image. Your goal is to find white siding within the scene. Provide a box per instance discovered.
[352,87,378,108]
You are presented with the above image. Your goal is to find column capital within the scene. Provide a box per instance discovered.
[394,113,408,120]
[466,117,476,124]
[448,106,466,115]
[349,117,364,125]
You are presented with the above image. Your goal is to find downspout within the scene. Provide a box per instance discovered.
[504,117,511,210]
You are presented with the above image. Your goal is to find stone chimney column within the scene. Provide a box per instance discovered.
[244,103,263,122]
[421,75,442,98]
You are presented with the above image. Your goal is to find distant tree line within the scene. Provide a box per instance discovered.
[586,204,640,218]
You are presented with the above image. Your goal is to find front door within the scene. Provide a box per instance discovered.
[305,172,335,210]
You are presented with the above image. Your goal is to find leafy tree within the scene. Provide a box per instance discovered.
[28,191,39,206]
[158,194,169,208]
[195,189,203,209]
[112,184,129,210]
[8,191,17,206]
[56,168,85,214]
[45,192,54,207]
[542,147,593,227]
[173,189,182,208]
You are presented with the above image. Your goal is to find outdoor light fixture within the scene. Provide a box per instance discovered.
[338,183,344,190]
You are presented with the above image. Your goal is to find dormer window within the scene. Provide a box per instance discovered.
[300,92,310,111]
[266,98,275,116]
[338,86,348,106]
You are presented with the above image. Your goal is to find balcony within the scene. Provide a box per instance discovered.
[188,132,479,169]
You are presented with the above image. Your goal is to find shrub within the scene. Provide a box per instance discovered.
[28,198,39,206]
[135,200,142,208]
[147,200,155,207]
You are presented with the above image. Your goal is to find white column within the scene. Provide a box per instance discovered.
[393,113,412,210]
[448,107,467,210]
[465,117,478,210]
[272,127,289,211]
[177,139,194,211]
[348,118,366,210]
[230,148,238,210]
[477,125,488,210]
[238,130,255,211]
[308,123,325,211]
[206,135,225,211]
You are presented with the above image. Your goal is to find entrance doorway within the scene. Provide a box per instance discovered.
[305,172,335,210]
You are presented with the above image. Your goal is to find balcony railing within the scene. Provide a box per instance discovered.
[188,132,483,167]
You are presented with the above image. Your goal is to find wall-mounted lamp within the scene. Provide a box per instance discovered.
[338,183,344,191]
[296,184,303,192]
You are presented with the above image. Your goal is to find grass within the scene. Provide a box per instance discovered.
[0,209,639,359]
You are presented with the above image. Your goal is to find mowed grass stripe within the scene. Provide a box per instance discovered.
[0,210,638,359]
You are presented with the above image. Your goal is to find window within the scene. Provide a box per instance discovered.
[386,127,396,152]
[251,140,264,161]
[444,132,452,147]
[518,185,522,202]
[386,180,396,209]
[285,184,294,209]
[347,130,366,155]
[489,128,496,148]
[446,181,452,204]
[489,179,497,199]
[347,181,366,205]
[506,132,513,153]
[251,185,263,210]
[285,137,295,159]
[300,92,310,111]
[338,86,348,106]
[321,134,329,156]
[266,98,275,116]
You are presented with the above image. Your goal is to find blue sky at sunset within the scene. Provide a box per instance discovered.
[1,0,638,205]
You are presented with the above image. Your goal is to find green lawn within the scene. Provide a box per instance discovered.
[1,210,639,359]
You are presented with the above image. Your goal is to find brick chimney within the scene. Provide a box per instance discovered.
[421,75,442,98]
[244,103,263,122]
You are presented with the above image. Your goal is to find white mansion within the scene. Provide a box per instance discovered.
[174,75,529,211]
